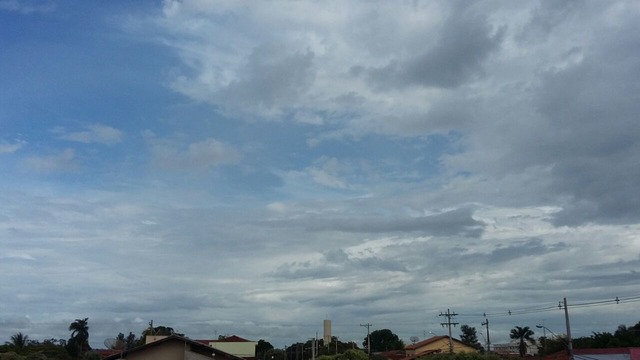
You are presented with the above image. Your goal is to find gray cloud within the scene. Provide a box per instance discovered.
[517,0,585,42]
[532,18,640,225]
[267,208,485,238]
[171,43,316,120]
[222,45,315,112]
[366,3,504,89]
[272,248,407,280]
[486,238,568,263]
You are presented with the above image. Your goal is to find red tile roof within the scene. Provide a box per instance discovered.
[543,347,640,360]
[212,335,252,342]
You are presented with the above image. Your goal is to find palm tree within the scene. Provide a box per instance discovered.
[69,318,90,355]
[8,332,29,352]
[510,326,535,357]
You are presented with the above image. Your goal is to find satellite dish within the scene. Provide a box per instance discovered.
[104,338,117,349]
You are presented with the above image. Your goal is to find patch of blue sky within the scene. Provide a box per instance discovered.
[0,2,176,130]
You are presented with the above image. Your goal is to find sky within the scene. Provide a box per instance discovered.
[1,0,640,351]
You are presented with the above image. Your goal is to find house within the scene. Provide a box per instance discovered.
[404,336,479,358]
[197,335,258,359]
[103,334,246,360]
[492,341,537,356]
[542,348,640,360]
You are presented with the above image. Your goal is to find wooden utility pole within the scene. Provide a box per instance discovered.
[439,309,459,353]
[360,323,372,358]
[481,318,491,352]
[562,298,574,360]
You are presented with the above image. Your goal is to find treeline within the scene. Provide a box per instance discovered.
[1,318,97,360]
[539,321,640,355]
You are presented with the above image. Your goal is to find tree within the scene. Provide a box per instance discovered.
[509,326,535,358]
[256,339,274,360]
[265,348,285,360]
[460,325,481,349]
[363,329,404,352]
[68,318,91,358]
[337,349,369,360]
[137,325,183,347]
[125,332,137,350]
[7,332,29,353]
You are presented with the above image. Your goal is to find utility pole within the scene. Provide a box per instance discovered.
[360,323,372,358]
[481,318,491,352]
[439,309,459,353]
[561,298,574,360]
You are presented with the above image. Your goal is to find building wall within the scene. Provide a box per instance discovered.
[146,335,169,344]
[126,341,183,360]
[123,341,217,360]
[406,338,477,355]
[210,341,257,358]
[493,342,537,356]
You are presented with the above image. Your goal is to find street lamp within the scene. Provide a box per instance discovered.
[536,325,568,357]
[536,325,547,356]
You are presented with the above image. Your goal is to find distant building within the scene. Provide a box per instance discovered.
[492,341,537,356]
[197,335,258,359]
[103,334,244,360]
[404,336,479,359]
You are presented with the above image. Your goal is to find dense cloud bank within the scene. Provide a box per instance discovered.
[1,0,639,349]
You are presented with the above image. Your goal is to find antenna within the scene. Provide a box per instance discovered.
[104,338,118,349]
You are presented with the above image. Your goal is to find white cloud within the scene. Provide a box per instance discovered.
[55,123,124,145]
[144,131,241,171]
[0,140,25,154]
[0,0,55,14]
[24,148,76,172]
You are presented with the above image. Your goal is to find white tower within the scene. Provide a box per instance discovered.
[323,319,331,344]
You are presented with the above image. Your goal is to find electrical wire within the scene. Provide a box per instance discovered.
[453,294,640,319]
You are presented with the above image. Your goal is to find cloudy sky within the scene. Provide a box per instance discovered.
[2,0,640,350]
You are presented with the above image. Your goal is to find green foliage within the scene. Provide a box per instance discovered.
[537,320,640,355]
[24,353,46,360]
[336,349,368,360]
[459,325,481,349]
[67,318,91,358]
[316,356,334,360]
[509,326,535,358]
[265,349,285,360]
[256,339,275,360]
[8,333,29,353]
[0,352,24,360]
[363,329,404,352]
[80,351,101,360]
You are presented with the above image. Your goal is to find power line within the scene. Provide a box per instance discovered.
[455,294,640,319]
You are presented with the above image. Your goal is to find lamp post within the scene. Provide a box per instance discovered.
[535,325,547,356]
[536,325,569,358]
